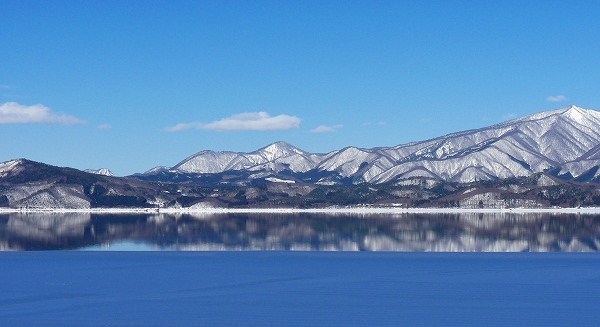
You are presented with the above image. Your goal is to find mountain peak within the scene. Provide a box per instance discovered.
[256,141,306,160]
[261,141,297,150]
[554,105,600,128]
[562,105,583,122]
[512,105,599,125]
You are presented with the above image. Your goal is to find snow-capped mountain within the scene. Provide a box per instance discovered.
[146,105,600,184]
[1,151,599,209]
[364,105,600,183]
[0,159,177,209]
[84,168,114,176]
[173,141,326,174]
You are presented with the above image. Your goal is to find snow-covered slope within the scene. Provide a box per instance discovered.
[147,105,600,184]
[333,105,598,183]
[0,159,26,179]
[555,144,600,181]
[174,141,326,174]
[320,105,600,183]
[84,168,114,176]
[0,159,180,209]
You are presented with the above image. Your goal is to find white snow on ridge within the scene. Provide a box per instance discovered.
[144,166,170,174]
[175,151,241,173]
[0,159,24,178]
[256,141,306,161]
[363,105,600,182]
[147,105,600,184]
[265,177,296,184]
[84,168,113,176]
[174,141,326,174]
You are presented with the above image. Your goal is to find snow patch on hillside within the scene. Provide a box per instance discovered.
[0,159,24,178]
[84,168,113,176]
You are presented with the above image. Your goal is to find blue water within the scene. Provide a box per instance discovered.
[1,252,599,326]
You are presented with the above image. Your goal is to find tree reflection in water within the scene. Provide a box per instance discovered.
[1,212,599,251]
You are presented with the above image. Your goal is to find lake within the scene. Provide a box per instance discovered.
[1,212,600,251]
[1,213,599,326]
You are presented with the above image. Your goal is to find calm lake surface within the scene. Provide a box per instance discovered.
[1,213,599,326]
[1,252,599,326]
[1,212,600,251]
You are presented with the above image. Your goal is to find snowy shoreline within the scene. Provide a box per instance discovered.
[2,207,600,215]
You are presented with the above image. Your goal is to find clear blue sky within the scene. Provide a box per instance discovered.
[1,1,599,175]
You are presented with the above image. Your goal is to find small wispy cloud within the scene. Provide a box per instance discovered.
[97,123,112,130]
[0,102,84,125]
[310,124,343,133]
[165,112,301,132]
[547,95,568,102]
[165,122,203,132]
[0,85,9,89]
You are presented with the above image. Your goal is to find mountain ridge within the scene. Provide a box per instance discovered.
[3,105,600,209]
[148,105,600,184]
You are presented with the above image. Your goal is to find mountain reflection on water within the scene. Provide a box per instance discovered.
[1,212,600,251]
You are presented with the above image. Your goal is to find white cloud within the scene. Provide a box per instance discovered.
[0,102,84,125]
[205,112,301,131]
[547,95,568,102]
[164,122,203,132]
[310,124,343,133]
[97,123,112,130]
[165,112,301,132]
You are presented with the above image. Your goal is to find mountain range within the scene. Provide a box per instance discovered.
[2,105,600,209]
[138,105,600,185]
